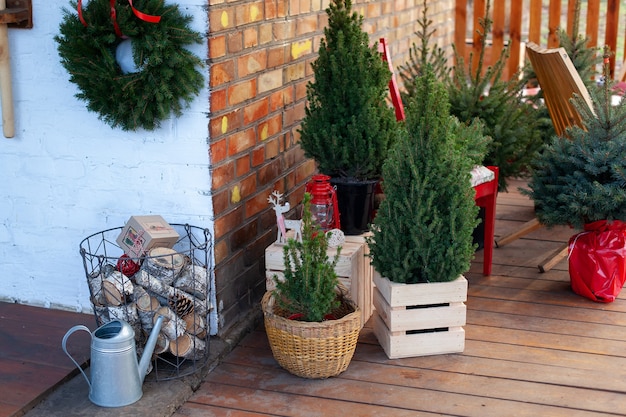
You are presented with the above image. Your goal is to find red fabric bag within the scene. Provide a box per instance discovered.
[568,220,626,302]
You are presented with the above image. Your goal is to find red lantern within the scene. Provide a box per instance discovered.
[305,174,341,231]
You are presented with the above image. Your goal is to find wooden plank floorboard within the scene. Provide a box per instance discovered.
[0,359,73,406]
[188,361,618,417]
[175,402,278,417]
[466,324,626,356]
[490,242,571,269]
[493,207,536,223]
[207,325,626,416]
[468,297,626,326]
[468,284,626,311]
[353,341,626,393]
[468,263,568,280]
[468,309,626,342]
[463,339,626,372]
[184,381,440,417]
[225,341,626,408]
[0,303,93,417]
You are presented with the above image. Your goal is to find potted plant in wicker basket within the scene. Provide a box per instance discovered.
[298,0,399,235]
[262,192,362,378]
[367,68,489,359]
[523,57,626,303]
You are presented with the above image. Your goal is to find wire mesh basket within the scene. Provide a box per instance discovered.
[79,223,213,380]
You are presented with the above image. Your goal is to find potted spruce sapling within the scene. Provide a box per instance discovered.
[367,68,489,359]
[298,0,399,235]
[262,193,361,378]
[523,55,626,303]
[447,0,544,192]
[400,0,543,191]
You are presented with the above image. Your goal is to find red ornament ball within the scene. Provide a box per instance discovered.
[117,254,140,277]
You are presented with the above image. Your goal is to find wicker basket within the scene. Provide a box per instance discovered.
[261,289,362,379]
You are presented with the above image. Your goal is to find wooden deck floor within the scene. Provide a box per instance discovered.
[0,303,93,417]
[2,178,626,417]
[174,178,626,417]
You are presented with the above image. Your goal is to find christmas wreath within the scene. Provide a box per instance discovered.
[55,0,205,131]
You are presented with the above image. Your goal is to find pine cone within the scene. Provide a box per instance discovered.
[169,293,194,317]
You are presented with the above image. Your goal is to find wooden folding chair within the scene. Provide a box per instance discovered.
[495,42,593,272]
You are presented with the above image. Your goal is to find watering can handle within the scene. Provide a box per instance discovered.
[61,325,92,389]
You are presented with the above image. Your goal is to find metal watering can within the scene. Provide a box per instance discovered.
[62,315,164,407]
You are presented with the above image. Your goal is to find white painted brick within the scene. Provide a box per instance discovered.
[0,0,215,325]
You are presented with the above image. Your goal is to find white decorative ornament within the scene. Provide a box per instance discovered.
[115,38,141,74]
[326,229,345,248]
[267,190,302,244]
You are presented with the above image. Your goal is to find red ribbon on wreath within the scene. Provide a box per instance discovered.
[77,0,161,38]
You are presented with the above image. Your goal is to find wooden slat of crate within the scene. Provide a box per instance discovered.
[373,272,467,307]
[373,287,467,332]
[265,271,352,295]
[373,312,465,359]
[344,234,373,323]
[265,240,360,277]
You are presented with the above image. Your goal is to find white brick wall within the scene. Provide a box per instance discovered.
[0,1,213,321]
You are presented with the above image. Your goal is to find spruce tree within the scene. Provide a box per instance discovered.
[398,0,450,100]
[273,193,340,322]
[400,0,544,191]
[368,68,485,284]
[524,54,626,229]
[298,0,397,181]
[447,4,544,191]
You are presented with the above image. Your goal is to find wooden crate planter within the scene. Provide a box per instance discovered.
[265,234,373,325]
[372,270,467,359]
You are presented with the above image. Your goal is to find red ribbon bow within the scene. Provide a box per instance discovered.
[77,0,161,38]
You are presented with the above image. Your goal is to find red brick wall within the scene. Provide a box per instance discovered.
[207,0,454,334]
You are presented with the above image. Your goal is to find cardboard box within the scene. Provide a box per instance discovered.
[116,215,179,258]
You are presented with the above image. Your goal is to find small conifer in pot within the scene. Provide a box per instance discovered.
[368,68,488,284]
[272,193,341,322]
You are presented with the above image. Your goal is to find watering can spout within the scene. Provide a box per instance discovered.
[138,315,164,382]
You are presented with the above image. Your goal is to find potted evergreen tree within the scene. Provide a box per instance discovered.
[262,193,362,378]
[367,68,489,359]
[523,57,626,303]
[400,0,545,191]
[298,0,398,235]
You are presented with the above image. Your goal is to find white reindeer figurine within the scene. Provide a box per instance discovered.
[267,190,302,244]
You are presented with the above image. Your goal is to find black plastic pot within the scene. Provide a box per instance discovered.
[331,178,378,236]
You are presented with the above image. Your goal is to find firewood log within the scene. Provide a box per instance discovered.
[135,286,161,331]
[154,306,187,340]
[154,331,170,355]
[102,270,134,306]
[135,270,210,318]
[181,312,206,337]
[142,247,185,285]
[169,333,206,360]
[174,264,208,300]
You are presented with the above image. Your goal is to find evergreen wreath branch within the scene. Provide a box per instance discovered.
[55,0,205,131]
